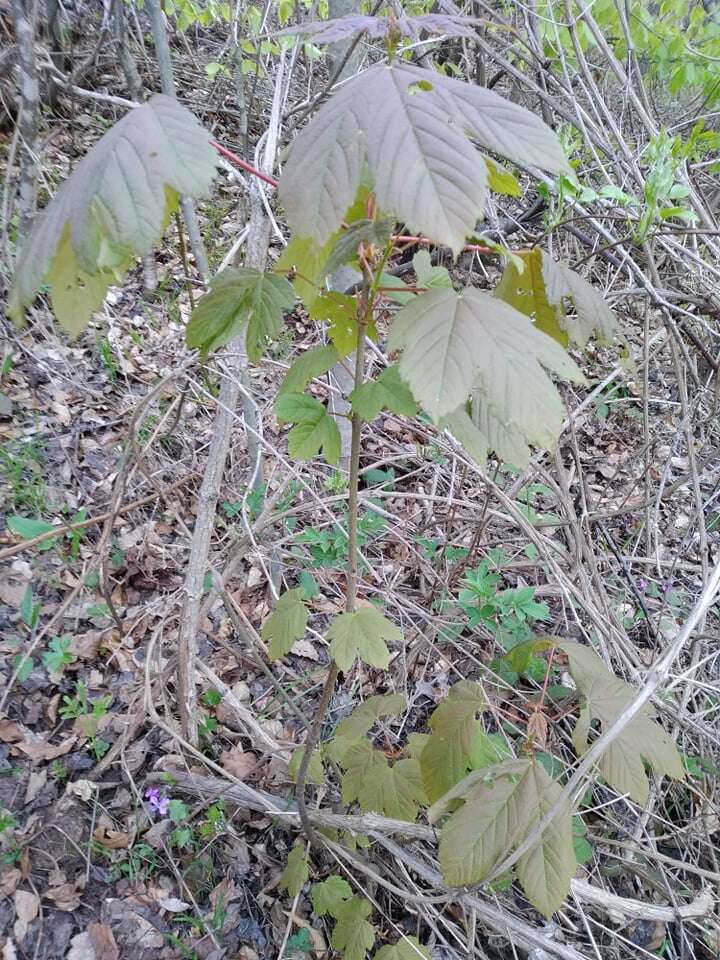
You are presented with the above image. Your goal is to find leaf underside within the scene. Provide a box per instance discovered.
[279,13,485,43]
[279,62,567,255]
[559,640,685,804]
[388,287,585,465]
[438,759,575,918]
[10,95,217,334]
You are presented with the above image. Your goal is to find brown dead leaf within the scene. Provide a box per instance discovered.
[527,711,548,749]
[220,747,259,780]
[92,825,131,850]
[66,932,96,960]
[66,779,97,801]
[209,877,239,910]
[15,735,77,763]
[70,631,104,661]
[0,579,27,606]
[0,867,22,897]
[67,924,119,960]
[45,878,84,911]
[290,639,319,661]
[13,889,39,941]
[100,634,133,672]
[0,719,23,744]
[157,898,191,913]
[24,769,47,804]
[103,898,165,949]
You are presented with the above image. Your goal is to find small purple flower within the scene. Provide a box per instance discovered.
[636,578,647,593]
[145,787,170,816]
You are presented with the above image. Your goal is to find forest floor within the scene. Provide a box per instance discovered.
[2,10,720,960]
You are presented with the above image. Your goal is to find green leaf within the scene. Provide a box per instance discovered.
[279,62,566,255]
[12,654,34,683]
[311,875,352,918]
[276,234,332,313]
[420,681,486,803]
[330,896,375,960]
[275,392,324,424]
[558,640,685,804]
[7,516,56,539]
[187,267,295,360]
[379,272,413,305]
[326,693,406,765]
[438,759,575,918]
[485,157,522,197]
[412,250,452,290]
[286,928,313,956]
[261,589,308,660]
[288,746,324,785]
[310,292,359,357]
[494,247,559,341]
[338,740,380,801]
[340,742,425,821]
[275,188,371,312]
[42,635,76,674]
[468,729,513,771]
[502,636,554,675]
[279,345,339,396]
[495,248,619,350]
[326,607,401,672]
[280,844,309,897]
[274,393,342,465]
[325,218,394,275]
[359,757,425,821]
[168,798,189,822]
[20,585,36,628]
[10,95,216,334]
[335,693,407,741]
[375,936,431,960]
[349,366,417,421]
